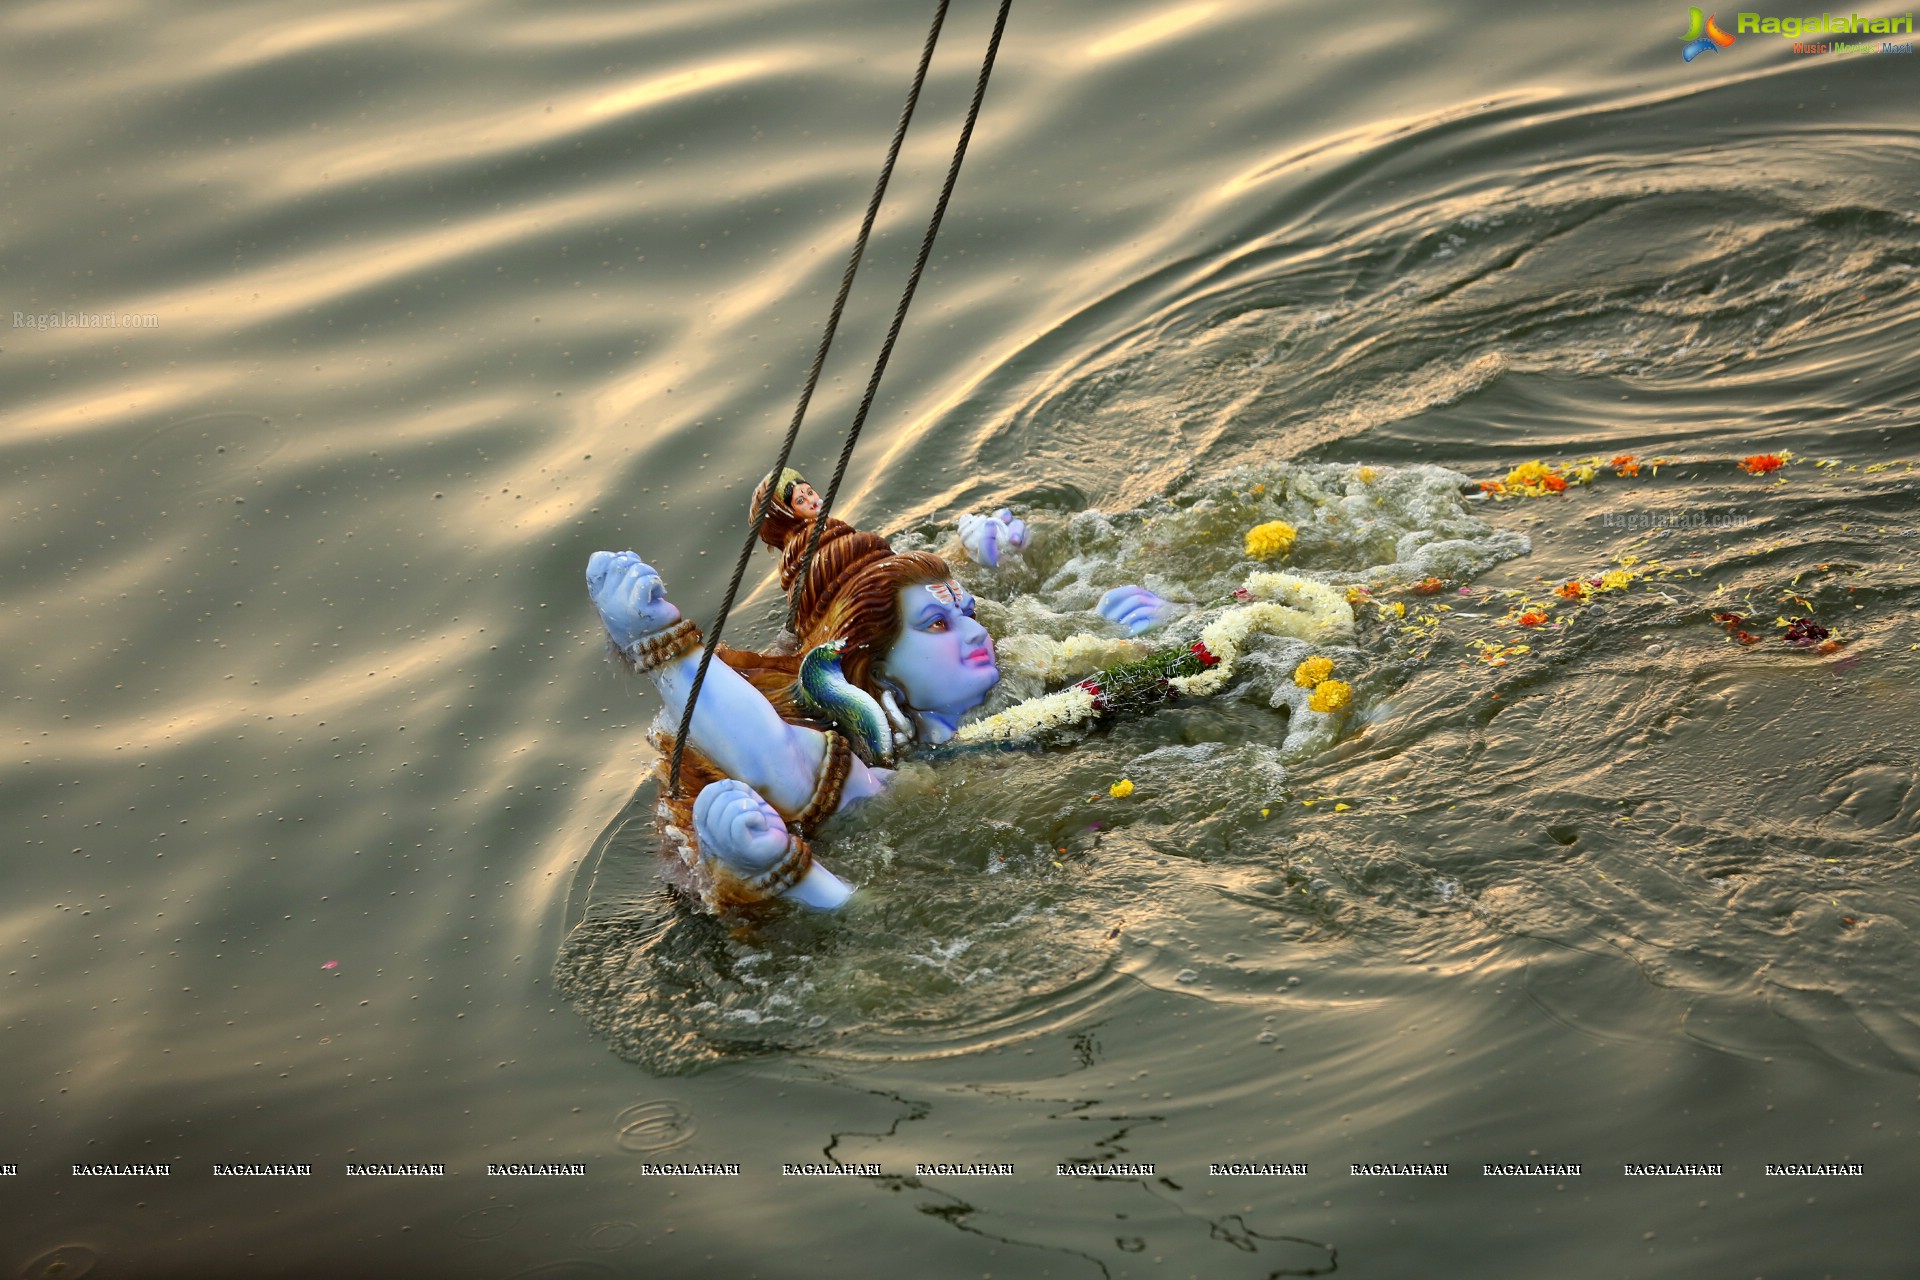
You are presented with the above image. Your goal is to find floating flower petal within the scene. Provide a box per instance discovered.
[1739,453,1788,475]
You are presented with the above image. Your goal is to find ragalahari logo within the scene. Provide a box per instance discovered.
[1682,8,1738,58]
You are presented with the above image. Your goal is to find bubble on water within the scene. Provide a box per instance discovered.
[614,1100,695,1153]
[584,1223,639,1251]
[18,1247,99,1280]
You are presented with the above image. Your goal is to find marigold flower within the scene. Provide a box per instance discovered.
[1739,453,1786,475]
[1244,520,1297,560]
[1505,460,1555,488]
[1599,569,1633,590]
[1356,466,1378,484]
[1542,473,1568,493]
[1412,576,1447,595]
[1293,655,1335,688]
[1109,778,1134,799]
[1479,480,1506,494]
[1517,611,1549,627]
[1611,454,1641,477]
[1308,679,1353,713]
[1554,580,1589,600]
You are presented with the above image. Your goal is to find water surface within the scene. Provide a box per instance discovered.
[3,0,1916,1275]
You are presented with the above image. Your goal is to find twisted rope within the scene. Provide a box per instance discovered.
[670,0,1012,796]
[790,0,1017,631]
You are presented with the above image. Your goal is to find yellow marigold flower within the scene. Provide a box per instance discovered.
[1599,569,1633,590]
[1244,520,1297,560]
[1505,460,1555,488]
[1356,466,1378,484]
[1109,778,1134,799]
[1293,655,1335,688]
[1502,459,1580,497]
[1308,679,1352,713]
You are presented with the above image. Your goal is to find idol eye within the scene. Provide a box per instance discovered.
[925,617,949,632]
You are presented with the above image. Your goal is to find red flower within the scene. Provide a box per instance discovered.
[1075,679,1108,713]
[1739,453,1785,475]
[1542,473,1568,493]
[1783,617,1831,648]
[1190,641,1220,668]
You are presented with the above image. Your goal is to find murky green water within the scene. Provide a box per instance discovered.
[4,0,1917,1275]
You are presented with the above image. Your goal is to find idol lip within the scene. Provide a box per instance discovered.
[964,645,994,666]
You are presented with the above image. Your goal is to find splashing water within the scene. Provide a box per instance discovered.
[559,462,1532,1071]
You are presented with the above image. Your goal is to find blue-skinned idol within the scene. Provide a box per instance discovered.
[587,470,1165,914]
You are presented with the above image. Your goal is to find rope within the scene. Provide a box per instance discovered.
[668,0,968,798]
[790,0,1017,631]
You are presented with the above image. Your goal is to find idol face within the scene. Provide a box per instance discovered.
[878,580,998,726]
[788,482,823,518]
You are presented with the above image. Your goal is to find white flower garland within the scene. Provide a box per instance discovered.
[1172,574,1352,697]
[953,572,1353,744]
[991,631,1148,683]
[952,682,1100,745]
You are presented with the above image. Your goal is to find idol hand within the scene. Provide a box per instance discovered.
[1097,584,1182,636]
[586,550,683,650]
[957,508,1029,568]
[692,779,791,872]
[692,779,854,909]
